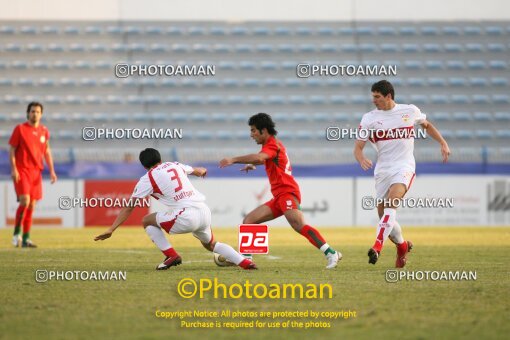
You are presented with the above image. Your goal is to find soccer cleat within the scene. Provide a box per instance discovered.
[368,248,379,265]
[325,251,342,269]
[156,255,182,270]
[21,240,37,248]
[12,234,22,247]
[395,240,413,268]
[239,259,258,270]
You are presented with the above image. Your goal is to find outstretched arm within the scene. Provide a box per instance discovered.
[420,120,450,163]
[191,167,207,178]
[353,140,373,171]
[219,153,270,168]
[94,206,135,241]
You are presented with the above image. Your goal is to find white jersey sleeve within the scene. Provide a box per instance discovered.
[131,175,153,199]
[175,162,194,175]
[411,104,427,125]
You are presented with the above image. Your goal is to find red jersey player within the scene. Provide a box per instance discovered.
[9,102,57,247]
[219,113,341,269]
[354,80,450,267]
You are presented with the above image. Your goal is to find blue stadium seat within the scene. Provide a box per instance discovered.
[222,78,240,87]
[318,27,335,35]
[472,95,490,104]
[421,26,438,35]
[206,95,223,105]
[210,113,228,122]
[0,78,13,86]
[261,61,278,70]
[89,44,107,52]
[423,43,442,52]
[285,79,301,87]
[216,130,233,140]
[448,78,467,87]
[292,113,310,122]
[209,27,226,35]
[85,26,102,34]
[465,43,484,52]
[0,25,15,34]
[485,26,504,35]
[374,26,395,36]
[309,95,327,105]
[430,112,450,122]
[430,95,449,104]
[192,44,209,53]
[455,130,473,139]
[150,44,168,53]
[145,26,163,35]
[473,112,492,121]
[44,96,62,104]
[268,95,285,105]
[274,27,291,35]
[65,95,82,104]
[296,27,312,35]
[264,78,282,87]
[306,78,322,87]
[26,44,43,52]
[289,96,306,105]
[239,61,257,70]
[444,44,463,52]
[112,44,128,52]
[380,44,399,53]
[469,77,488,86]
[338,27,354,35]
[171,44,188,53]
[319,44,338,52]
[256,44,273,53]
[106,26,121,34]
[213,44,230,53]
[489,60,507,69]
[123,26,141,35]
[231,113,247,122]
[64,26,79,34]
[493,95,510,104]
[4,95,21,104]
[467,60,486,69]
[360,43,377,52]
[106,95,123,104]
[299,44,316,53]
[188,27,205,35]
[407,78,426,87]
[17,79,34,88]
[296,131,313,140]
[428,78,446,87]
[464,26,481,35]
[496,130,510,139]
[168,113,188,122]
[400,27,417,35]
[453,112,472,121]
[41,26,58,34]
[190,113,208,122]
[60,78,77,86]
[351,95,368,105]
[5,43,22,52]
[277,44,294,53]
[243,78,260,87]
[57,131,76,140]
[312,113,329,122]
[201,78,219,87]
[442,26,461,35]
[349,78,364,86]
[327,78,343,87]
[425,60,443,70]
[277,131,293,140]
[145,96,163,105]
[491,78,508,87]
[95,61,111,69]
[404,60,423,70]
[356,27,373,35]
[20,26,37,34]
[281,61,297,70]
[218,61,235,70]
[451,95,470,104]
[235,44,252,53]
[167,26,184,35]
[230,27,249,35]
[227,96,244,105]
[494,112,510,121]
[80,78,97,87]
[248,96,264,105]
[402,44,420,53]
[330,95,347,104]
[165,96,182,105]
[75,61,92,69]
[86,95,102,104]
[487,43,506,52]
[180,79,197,88]
[186,96,204,105]
[196,131,213,140]
[12,61,28,69]
[446,60,465,70]
[409,95,428,104]
[129,44,146,52]
[341,44,357,53]
[160,79,176,87]
[253,27,270,35]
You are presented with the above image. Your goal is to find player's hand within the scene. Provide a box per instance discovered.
[195,167,207,178]
[219,158,233,168]
[441,142,451,163]
[50,171,58,184]
[11,169,19,183]
[240,164,256,173]
[94,229,114,241]
[359,158,373,171]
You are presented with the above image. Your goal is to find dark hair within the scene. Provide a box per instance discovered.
[371,80,395,100]
[26,101,43,119]
[248,113,277,135]
[139,148,161,169]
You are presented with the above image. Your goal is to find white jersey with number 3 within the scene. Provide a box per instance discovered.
[357,103,426,175]
[131,162,206,209]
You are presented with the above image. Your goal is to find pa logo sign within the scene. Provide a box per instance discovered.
[238,224,269,254]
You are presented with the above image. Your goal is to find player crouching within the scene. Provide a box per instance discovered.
[94,148,256,270]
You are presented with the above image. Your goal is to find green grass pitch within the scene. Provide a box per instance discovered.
[1,227,509,340]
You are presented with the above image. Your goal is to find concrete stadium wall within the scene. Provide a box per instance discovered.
[0,0,509,21]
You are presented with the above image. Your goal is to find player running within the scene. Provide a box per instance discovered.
[219,113,341,269]
[354,80,450,268]
[94,148,257,270]
[9,102,57,248]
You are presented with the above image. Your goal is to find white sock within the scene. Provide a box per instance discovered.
[213,242,245,265]
[374,208,397,251]
[145,225,172,251]
[389,221,404,245]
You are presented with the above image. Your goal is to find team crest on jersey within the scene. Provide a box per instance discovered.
[286,200,292,207]
[401,114,410,122]
[40,135,46,143]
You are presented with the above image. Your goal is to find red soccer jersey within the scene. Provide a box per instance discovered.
[9,122,49,171]
[260,135,301,199]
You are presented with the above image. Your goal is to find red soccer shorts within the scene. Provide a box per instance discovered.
[264,192,301,218]
[14,168,42,200]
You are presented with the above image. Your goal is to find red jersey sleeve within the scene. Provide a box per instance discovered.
[8,125,21,148]
[261,140,278,158]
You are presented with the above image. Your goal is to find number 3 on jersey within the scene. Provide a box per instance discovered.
[168,169,183,192]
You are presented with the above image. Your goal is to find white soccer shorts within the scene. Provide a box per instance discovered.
[156,202,213,244]
[375,169,416,200]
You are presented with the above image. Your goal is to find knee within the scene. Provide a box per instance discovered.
[142,215,151,228]
[202,240,216,252]
[20,196,30,206]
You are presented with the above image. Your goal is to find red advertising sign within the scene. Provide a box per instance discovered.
[238,224,269,254]
[84,180,149,227]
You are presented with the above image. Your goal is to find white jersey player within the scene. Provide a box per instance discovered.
[354,80,450,268]
[95,148,257,270]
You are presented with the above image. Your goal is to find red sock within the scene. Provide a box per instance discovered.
[372,228,385,253]
[162,247,178,258]
[396,241,408,254]
[14,205,27,230]
[299,225,326,249]
[22,208,33,235]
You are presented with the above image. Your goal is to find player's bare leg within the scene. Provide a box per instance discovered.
[142,213,182,270]
[368,183,409,265]
[243,204,274,224]
[284,209,341,269]
[202,240,257,270]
